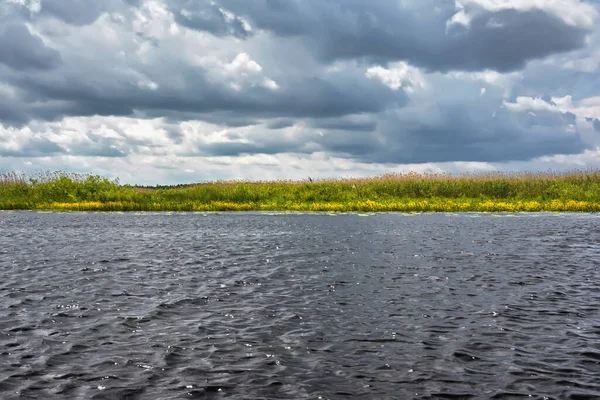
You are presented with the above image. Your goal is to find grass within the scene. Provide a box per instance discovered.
[1,170,600,212]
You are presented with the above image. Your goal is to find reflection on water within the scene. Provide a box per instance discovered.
[1,212,600,399]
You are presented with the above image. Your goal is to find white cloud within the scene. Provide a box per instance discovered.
[133,0,179,40]
[5,0,40,13]
[0,116,176,158]
[503,96,560,112]
[537,147,600,166]
[0,125,35,154]
[218,52,278,90]
[568,58,600,73]
[446,70,522,86]
[224,52,262,74]
[180,120,251,146]
[504,95,600,119]
[366,62,426,93]
[138,80,159,90]
[218,6,252,33]
[263,78,279,90]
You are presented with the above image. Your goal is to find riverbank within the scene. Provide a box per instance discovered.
[1,170,600,212]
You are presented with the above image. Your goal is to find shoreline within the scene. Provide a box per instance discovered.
[1,210,598,215]
[1,199,599,212]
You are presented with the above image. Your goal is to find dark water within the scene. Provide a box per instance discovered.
[1,212,600,399]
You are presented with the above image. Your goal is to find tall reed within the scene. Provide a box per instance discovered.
[1,170,600,212]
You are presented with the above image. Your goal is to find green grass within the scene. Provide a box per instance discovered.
[1,170,600,212]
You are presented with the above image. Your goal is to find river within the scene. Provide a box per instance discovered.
[1,212,599,399]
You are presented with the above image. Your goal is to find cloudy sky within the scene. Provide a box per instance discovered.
[1,0,600,184]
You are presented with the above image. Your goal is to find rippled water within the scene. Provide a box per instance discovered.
[1,212,600,399]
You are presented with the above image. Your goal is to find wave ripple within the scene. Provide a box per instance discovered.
[1,212,599,399]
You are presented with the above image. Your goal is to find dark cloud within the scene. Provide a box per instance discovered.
[197,141,283,157]
[198,115,259,128]
[67,143,128,157]
[327,106,587,164]
[164,125,185,144]
[3,59,398,125]
[434,10,588,72]
[170,1,252,38]
[310,118,377,132]
[189,126,324,157]
[39,0,110,26]
[0,137,65,158]
[195,135,319,157]
[201,0,592,72]
[2,129,150,159]
[586,117,600,132]
[267,119,295,130]
[192,102,583,164]
[0,101,29,127]
[314,132,382,158]
[562,112,577,124]
[0,23,61,70]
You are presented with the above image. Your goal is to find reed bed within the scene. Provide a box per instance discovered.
[1,170,600,212]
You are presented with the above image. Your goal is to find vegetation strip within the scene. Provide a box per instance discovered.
[1,170,600,212]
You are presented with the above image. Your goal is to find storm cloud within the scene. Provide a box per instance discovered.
[0,23,61,70]
[0,0,599,183]
[174,0,595,71]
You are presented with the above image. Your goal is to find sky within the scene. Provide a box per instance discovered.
[1,0,600,184]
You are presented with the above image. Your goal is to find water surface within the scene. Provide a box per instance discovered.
[1,212,600,399]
